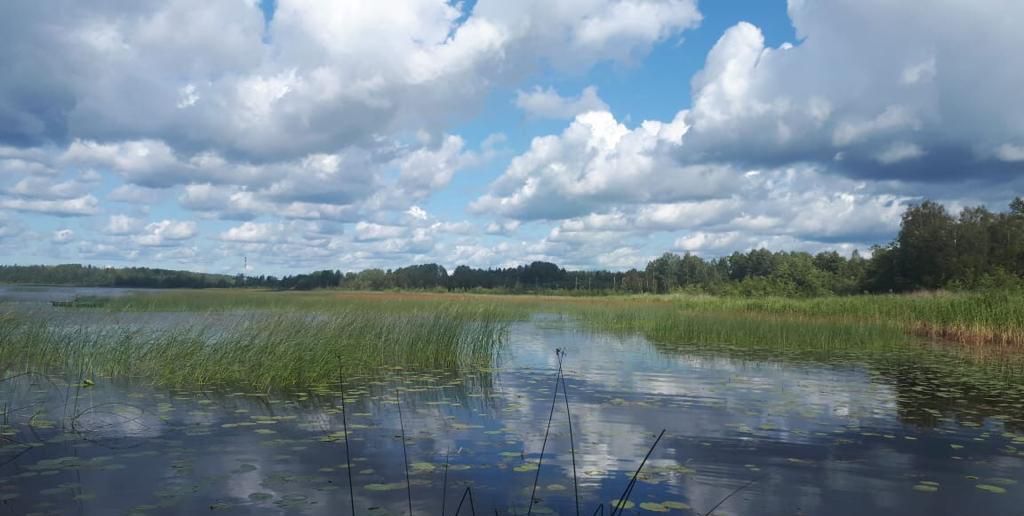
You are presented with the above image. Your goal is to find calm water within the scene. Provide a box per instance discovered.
[2,297,1024,514]
[0,285,149,307]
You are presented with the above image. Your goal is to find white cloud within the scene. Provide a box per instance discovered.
[900,57,936,85]
[472,110,714,220]
[515,86,608,120]
[133,220,198,247]
[105,215,145,235]
[62,140,182,184]
[0,195,99,216]
[406,206,428,221]
[53,228,74,243]
[674,231,742,254]
[832,106,920,148]
[354,222,407,242]
[995,143,1024,162]
[7,176,89,199]
[1,0,700,161]
[220,222,284,243]
[677,2,1024,178]
[875,142,925,165]
[469,1,1024,270]
[1,1,1021,274]
[107,184,163,204]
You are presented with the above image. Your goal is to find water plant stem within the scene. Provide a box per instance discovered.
[527,349,564,516]
[339,370,356,516]
[398,388,413,516]
[611,429,666,516]
[560,363,580,516]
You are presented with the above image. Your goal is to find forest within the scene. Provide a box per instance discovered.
[2,198,1022,296]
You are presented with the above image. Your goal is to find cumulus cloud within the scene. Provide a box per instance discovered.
[476,105,914,258]
[1,0,700,161]
[406,206,428,221]
[1,0,1021,273]
[0,195,99,217]
[220,221,287,243]
[132,220,198,246]
[354,222,407,242]
[7,176,89,199]
[473,1,1024,266]
[105,215,145,235]
[0,0,708,271]
[107,184,163,205]
[472,111,717,220]
[677,2,1024,180]
[515,86,609,120]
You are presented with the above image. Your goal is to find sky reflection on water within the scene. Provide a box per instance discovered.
[2,311,1024,514]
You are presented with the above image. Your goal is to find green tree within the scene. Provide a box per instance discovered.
[895,201,956,289]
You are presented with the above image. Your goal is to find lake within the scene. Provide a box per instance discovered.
[1,292,1023,515]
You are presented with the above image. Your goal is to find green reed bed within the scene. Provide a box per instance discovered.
[100,289,353,312]
[0,303,512,391]
[571,302,911,356]
[563,296,1024,380]
[663,291,1024,345]
[546,290,1024,346]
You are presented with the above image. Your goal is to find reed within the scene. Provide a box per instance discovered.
[0,304,510,391]
[88,288,1024,347]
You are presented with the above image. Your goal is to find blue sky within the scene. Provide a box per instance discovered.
[1,0,1022,275]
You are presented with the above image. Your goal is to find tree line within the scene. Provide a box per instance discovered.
[2,198,1022,296]
[0,264,237,289]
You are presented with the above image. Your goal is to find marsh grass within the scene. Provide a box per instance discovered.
[0,303,511,390]
[7,288,1024,390]
[498,290,1024,347]
[561,295,1024,381]
[94,288,1024,347]
[647,291,1024,346]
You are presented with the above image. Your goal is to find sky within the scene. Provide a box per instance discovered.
[1,0,1022,276]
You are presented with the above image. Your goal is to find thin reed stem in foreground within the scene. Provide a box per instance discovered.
[338,369,356,516]
[527,349,564,515]
[441,446,450,516]
[560,358,580,516]
[453,486,477,516]
[611,429,666,516]
[397,389,413,516]
[703,475,762,516]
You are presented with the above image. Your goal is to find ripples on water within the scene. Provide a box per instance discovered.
[2,291,1024,514]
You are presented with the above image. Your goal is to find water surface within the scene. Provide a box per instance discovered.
[2,302,1023,515]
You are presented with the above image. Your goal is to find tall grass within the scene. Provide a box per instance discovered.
[7,288,1024,390]
[530,290,1024,347]
[571,302,912,359]
[99,289,1024,347]
[561,294,1024,379]
[681,291,1024,346]
[0,303,511,390]
[99,289,533,316]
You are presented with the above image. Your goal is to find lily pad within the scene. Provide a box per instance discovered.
[639,502,669,512]
[662,501,690,510]
[365,483,405,492]
[976,484,1007,494]
[609,500,635,510]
